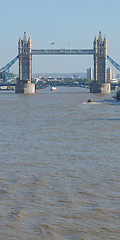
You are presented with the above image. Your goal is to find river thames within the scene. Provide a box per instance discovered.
[0,87,120,240]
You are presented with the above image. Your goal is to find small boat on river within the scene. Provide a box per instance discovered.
[51,86,57,91]
[86,98,93,103]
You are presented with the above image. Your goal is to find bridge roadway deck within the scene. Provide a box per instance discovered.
[31,49,94,55]
[0,83,15,87]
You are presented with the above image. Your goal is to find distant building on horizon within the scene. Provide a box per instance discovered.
[107,67,113,80]
[115,73,120,79]
[87,67,94,80]
[73,73,78,79]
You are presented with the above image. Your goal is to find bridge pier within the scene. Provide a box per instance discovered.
[15,82,35,94]
[90,31,111,94]
[15,31,35,94]
[90,82,110,93]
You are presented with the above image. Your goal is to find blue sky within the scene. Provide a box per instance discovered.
[0,0,120,74]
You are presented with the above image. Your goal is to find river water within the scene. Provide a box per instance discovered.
[0,87,120,240]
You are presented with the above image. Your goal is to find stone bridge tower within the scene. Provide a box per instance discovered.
[90,31,110,93]
[18,31,32,83]
[94,30,107,83]
[15,31,35,93]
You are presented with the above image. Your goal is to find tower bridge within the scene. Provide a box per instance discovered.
[0,30,120,93]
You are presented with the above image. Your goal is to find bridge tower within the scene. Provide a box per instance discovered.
[94,30,107,83]
[15,31,35,93]
[18,31,32,82]
[90,31,110,93]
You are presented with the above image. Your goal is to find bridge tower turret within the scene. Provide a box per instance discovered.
[18,31,32,82]
[94,35,97,81]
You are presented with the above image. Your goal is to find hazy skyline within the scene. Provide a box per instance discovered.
[0,0,120,74]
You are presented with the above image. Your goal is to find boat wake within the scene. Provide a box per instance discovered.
[83,101,101,105]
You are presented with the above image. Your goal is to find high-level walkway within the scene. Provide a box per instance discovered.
[31,49,94,55]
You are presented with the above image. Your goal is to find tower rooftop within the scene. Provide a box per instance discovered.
[23,31,27,42]
[98,30,102,42]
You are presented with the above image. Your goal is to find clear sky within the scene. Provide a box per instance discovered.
[0,0,120,74]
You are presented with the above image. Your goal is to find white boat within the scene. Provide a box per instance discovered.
[51,86,57,91]
[110,78,118,84]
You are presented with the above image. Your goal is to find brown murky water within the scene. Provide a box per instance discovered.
[0,87,120,240]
